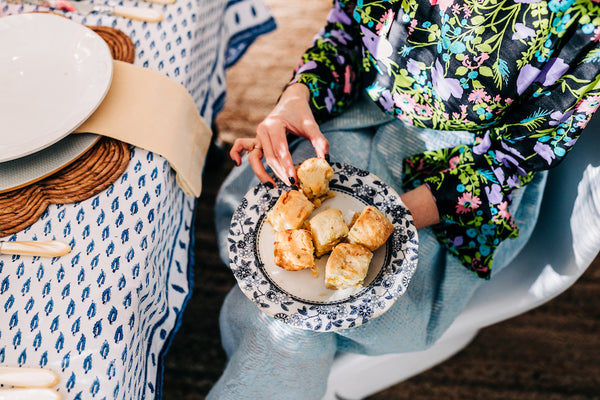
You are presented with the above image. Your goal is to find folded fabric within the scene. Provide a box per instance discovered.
[75,60,212,197]
[572,165,600,267]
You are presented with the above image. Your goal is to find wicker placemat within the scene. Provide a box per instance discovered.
[89,25,136,64]
[0,138,130,237]
[0,25,135,237]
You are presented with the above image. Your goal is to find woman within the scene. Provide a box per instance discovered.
[211,0,600,398]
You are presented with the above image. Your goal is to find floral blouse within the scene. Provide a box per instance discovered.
[289,0,600,278]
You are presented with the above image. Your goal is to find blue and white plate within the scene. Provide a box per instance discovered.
[228,162,419,331]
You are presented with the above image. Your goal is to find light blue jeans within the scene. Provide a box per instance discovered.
[210,97,547,399]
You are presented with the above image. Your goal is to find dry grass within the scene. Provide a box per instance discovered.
[215,0,330,143]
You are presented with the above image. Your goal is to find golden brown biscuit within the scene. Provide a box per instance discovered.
[266,190,315,232]
[325,243,373,289]
[347,206,394,251]
[273,229,315,271]
[297,157,334,200]
[306,208,349,257]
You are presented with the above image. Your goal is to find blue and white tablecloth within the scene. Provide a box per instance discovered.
[0,1,275,398]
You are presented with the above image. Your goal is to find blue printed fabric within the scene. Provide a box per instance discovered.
[0,1,275,398]
[0,148,193,399]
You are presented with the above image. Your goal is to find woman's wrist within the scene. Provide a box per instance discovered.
[281,82,311,102]
[400,184,440,230]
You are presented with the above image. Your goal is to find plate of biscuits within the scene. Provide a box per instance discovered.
[228,158,419,331]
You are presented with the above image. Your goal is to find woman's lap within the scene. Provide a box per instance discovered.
[209,286,337,400]
[210,101,548,398]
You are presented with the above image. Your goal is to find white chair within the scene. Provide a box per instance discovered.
[324,117,600,400]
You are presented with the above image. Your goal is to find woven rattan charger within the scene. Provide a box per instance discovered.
[0,24,135,237]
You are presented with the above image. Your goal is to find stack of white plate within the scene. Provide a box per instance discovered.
[0,13,114,193]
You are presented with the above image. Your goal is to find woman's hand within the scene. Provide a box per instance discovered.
[229,83,329,186]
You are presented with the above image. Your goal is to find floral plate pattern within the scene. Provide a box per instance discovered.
[228,162,419,331]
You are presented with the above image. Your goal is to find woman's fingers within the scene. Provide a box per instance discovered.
[229,137,279,186]
[257,120,295,186]
[304,121,329,159]
[229,138,256,166]
[229,83,329,187]
[229,124,329,188]
[247,147,275,186]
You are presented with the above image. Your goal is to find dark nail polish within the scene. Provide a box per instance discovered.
[324,154,331,163]
[289,177,296,185]
[265,182,274,189]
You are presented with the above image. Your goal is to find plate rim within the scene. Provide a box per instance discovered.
[228,162,419,332]
[0,133,101,194]
[0,13,114,162]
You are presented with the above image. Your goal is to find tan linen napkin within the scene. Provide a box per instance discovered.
[75,60,211,197]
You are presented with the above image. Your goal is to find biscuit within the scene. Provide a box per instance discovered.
[273,229,315,271]
[306,208,349,257]
[297,157,334,200]
[325,243,373,290]
[347,206,394,251]
[266,190,315,232]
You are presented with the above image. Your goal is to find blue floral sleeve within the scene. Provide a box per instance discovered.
[288,0,600,279]
[288,0,364,122]
[403,49,600,278]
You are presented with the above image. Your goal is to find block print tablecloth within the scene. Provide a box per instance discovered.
[0,1,275,398]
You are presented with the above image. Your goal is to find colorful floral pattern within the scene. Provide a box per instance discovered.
[289,0,600,278]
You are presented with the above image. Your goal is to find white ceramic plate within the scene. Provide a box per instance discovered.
[229,162,419,331]
[0,13,113,162]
